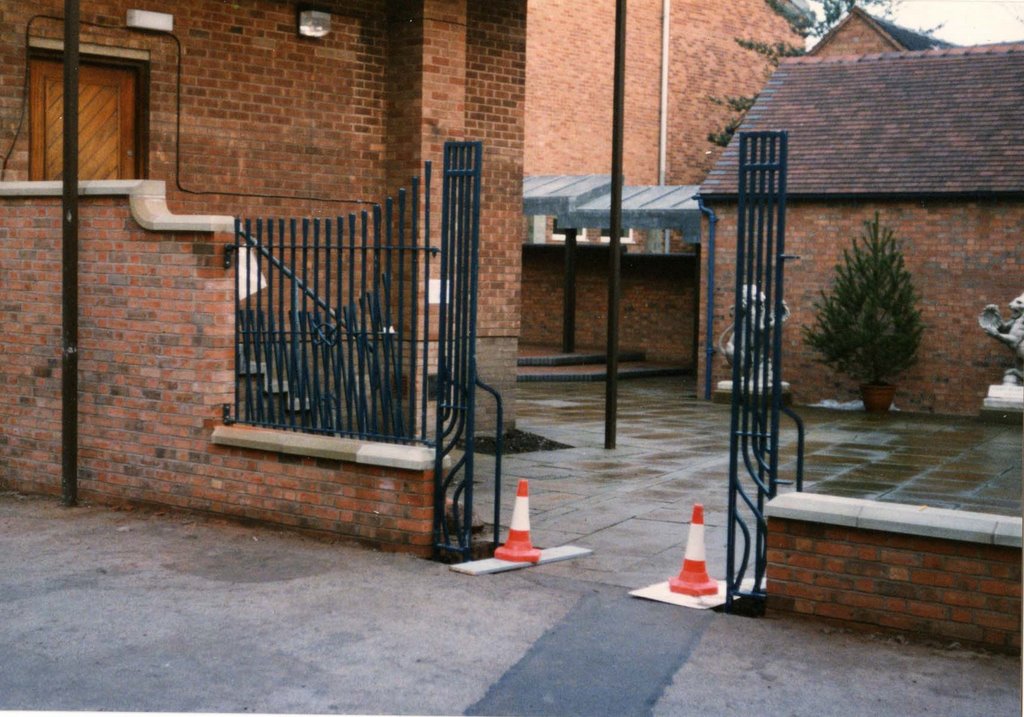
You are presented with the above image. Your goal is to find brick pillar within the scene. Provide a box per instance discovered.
[466,0,526,433]
[385,0,467,190]
[386,0,526,434]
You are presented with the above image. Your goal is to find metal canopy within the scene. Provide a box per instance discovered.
[567,184,701,237]
[523,175,611,217]
[523,175,702,241]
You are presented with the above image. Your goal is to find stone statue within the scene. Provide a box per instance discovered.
[718,284,790,386]
[979,292,1024,386]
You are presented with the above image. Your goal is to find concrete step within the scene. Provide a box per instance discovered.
[517,350,645,367]
[516,361,688,382]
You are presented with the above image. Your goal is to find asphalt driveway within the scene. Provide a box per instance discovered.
[1,491,1018,716]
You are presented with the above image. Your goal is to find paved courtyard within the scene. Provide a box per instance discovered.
[473,377,1022,590]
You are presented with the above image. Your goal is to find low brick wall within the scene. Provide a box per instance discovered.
[209,427,435,555]
[767,493,1022,652]
[0,182,437,556]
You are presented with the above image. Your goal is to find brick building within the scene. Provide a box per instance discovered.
[809,6,953,57]
[700,43,1024,415]
[520,0,804,366]
[526,0,804,185]
[1,0,526,413]
[0,0,526,552]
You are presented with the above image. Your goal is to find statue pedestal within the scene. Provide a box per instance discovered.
[980,384,1024,423]
[712,380,792,406]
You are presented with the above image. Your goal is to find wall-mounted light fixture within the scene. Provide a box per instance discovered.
[126,9,174,33]
[297,5,331,38]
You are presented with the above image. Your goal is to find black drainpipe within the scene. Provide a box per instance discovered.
[61,0,80,506]
[696,194,717,401]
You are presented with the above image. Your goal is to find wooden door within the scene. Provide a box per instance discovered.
[29,58,139,181]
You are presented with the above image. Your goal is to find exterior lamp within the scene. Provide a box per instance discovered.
[297,6,331,38]
[126,9,174,33]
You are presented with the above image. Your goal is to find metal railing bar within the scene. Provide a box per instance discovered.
[420,164,431,443]
[311,220,324,428]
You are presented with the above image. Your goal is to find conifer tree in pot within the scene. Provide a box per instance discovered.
[803,213,924,413]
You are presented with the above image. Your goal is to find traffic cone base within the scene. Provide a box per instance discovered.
[494,529,541,563]
[495,479,542,563]
[669,559,719,596]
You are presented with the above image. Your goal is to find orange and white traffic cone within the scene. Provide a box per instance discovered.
[494,479,542,563]
[669,504,719,596]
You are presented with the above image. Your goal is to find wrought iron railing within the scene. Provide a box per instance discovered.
[431,141,503,560]
[224,142,502,563]
[725,130,805,614]
[225,170,438,444]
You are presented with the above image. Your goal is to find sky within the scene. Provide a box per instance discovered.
[811,0,1024,45]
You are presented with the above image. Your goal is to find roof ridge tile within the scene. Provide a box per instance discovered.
[785,41,1024,66]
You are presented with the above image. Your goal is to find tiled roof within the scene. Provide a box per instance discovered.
[700,44,1024,198]
[869,14,953,51]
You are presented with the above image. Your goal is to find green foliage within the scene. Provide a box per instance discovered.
[734,38,805,67]
[807,0,893,39]
[802,214,924,385]
[764,0,816,36]
[767,0,897,40]
[706,95,757,147]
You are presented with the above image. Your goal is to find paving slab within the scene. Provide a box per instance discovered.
[450,545,592,575]
[478,377,1020,588]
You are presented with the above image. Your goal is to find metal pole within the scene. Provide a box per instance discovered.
[562,227,577,354]
[658,0,671,253]
[658,0,669,188]
[61,0,80,506]
[605,0,626,449]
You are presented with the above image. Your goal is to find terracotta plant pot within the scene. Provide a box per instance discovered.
[860,383,896,414]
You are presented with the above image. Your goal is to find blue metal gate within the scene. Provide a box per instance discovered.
[725,131,804,613]
[228,172,436,444]
[433,141,504,561]
[225,141,500,561]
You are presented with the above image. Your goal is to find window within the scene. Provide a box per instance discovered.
[551,218,583,243]
[29,57,143,180]
[599,226,634,244]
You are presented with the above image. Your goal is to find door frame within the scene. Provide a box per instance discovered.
[28,49,149,181]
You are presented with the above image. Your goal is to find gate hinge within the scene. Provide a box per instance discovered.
[222,403,235,425]
[223,244,236,270]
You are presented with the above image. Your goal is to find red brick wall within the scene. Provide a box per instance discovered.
[382,0,528,427]
[466,0,527,424]
[0,0,392,217]
[385,1,428,193]
[667,0,799,185]
[468,0,525,340]
[524,0,800,185]
[700,199,1024,415]
[0,195,434,554]
[768,518,1022,652]
[0,0,527,428]
[521,245,698,364]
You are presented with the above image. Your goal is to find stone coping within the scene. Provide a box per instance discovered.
[767,492,1022,548]
[0,180,234,234]
[211,425,437,472]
